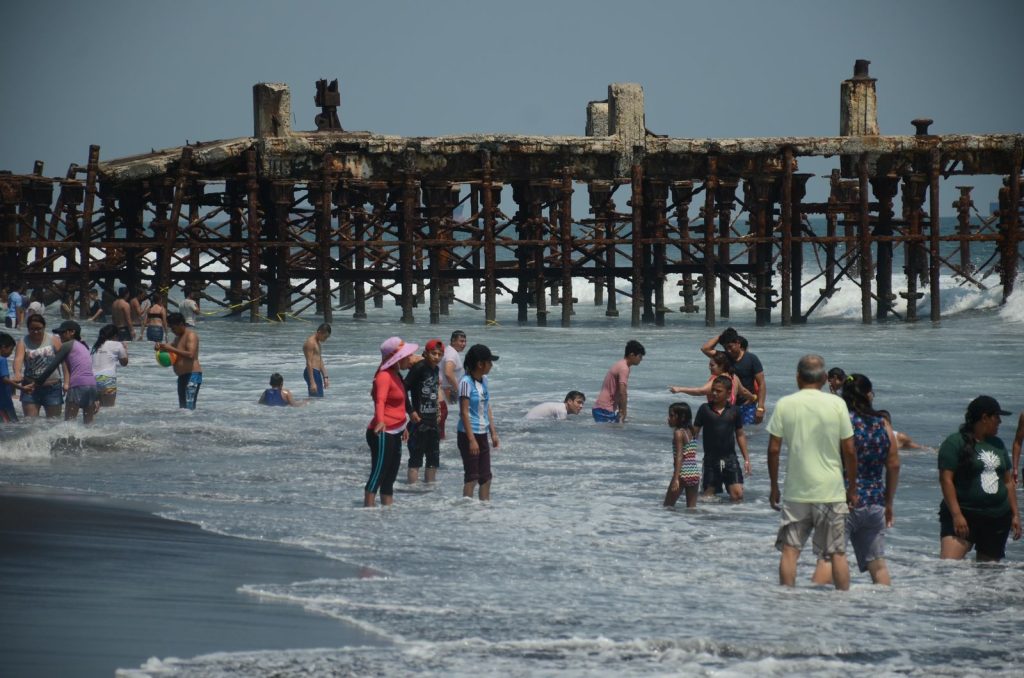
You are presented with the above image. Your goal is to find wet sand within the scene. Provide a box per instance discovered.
[0,486,385,677]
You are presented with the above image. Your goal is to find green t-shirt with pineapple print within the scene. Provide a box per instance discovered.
[937,433,1010,517]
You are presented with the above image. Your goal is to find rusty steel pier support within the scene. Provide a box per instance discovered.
[2,62,1022,330]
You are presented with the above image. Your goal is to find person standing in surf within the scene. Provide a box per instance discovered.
[664,402,699,508]
[302,323,331,398]
[458,344,500,501]
[766,354,857,590]
[365,337,418,507]
[812,373,900,585]
[938,396,1021,562]
[155,312,203,410]
[694,375,751,501]
[23,321,99,425]
[90,323,129,408]
[404,339,444,485]
[592,340,645,424]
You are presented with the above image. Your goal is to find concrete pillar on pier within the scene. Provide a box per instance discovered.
[840,60,879,178]
[253,83,292,138]
[608,83,645,177]
[586,100,609,137]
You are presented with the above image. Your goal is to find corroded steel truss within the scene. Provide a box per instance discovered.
[1,63,1021,326]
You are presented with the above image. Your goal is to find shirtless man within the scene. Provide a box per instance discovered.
[303,323,331,397]
[111,287,134,342]
[156,312,203,410]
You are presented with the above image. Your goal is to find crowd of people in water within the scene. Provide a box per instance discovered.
[3,280,1024,587]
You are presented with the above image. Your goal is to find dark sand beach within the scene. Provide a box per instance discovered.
[0,486,385,677]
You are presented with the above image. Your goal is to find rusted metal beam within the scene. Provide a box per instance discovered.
[781,148,793,326]
[929,148,942,321]
[703,157,717,327]
[630,164,643,328]
[858,155,873,324]
[559,170,574,328]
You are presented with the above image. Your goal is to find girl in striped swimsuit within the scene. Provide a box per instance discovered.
[664,402,700,508]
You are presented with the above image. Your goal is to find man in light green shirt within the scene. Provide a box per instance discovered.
[766,354,857,590]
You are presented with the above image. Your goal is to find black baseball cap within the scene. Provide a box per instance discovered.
[54,320,81,334]
[967,395,1011,418]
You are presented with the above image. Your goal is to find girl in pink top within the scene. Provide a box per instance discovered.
[669,351,748,406]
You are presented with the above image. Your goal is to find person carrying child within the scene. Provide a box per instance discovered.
[664,402,700,508]
[694,375,751,501]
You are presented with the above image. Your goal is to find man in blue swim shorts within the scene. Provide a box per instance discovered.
[592,340,645,424]
[302,323,331,397]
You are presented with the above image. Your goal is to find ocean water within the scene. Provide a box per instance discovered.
[2,272,1023,677]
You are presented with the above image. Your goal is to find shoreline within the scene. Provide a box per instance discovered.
[0,484,386,677]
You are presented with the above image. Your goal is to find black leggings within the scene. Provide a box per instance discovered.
[365,429,402,496]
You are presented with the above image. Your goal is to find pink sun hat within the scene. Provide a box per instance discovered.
[379,336,419,370]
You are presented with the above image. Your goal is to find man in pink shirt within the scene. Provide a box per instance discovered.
[592,340,645,423]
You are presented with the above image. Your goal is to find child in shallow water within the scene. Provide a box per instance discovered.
[258,372,304,407]
[664,402,699,508]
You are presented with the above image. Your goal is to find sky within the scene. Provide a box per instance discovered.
[2,0,1021,213]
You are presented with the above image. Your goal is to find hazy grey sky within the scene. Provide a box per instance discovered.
[2,0,1021,212]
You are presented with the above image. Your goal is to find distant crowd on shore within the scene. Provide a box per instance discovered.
[4,279,1024,588]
